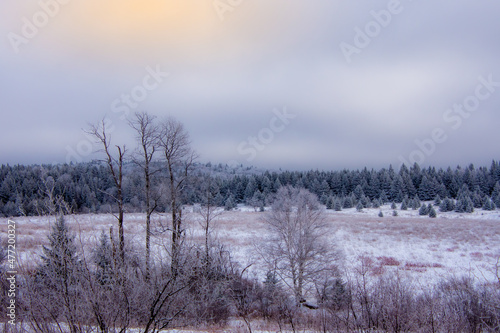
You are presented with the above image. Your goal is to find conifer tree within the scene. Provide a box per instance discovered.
[334,199,342,211]
[419,204,429,216]
[472,191,483,208]
[360,194,371,208]
[494,193,500,209]
[343,196,353,209]
[94,230,113,285]
[400,199,408,210]
[225,194,236,211]
[326,196,334,210]
[40,215,79,281]
[428,205,437,218]
[37,215,81,333]
[491,182,500,199]
[483,197,496,211]
[379,190,389,205]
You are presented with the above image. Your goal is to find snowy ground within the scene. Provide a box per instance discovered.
[2,205,500,332]
[2,204,499,286]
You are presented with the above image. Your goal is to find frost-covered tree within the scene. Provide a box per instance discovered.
[129,111,161,278]
[35,216,82,333]
[482,197,496,211]
[419,204,429,216]
[249,190,265,212]
[343,196,353,209]
[334,199,342,211]
[455,194,474,213]
[428,205,437,218]
[400,199,408,210]
[94,230,113,286]
[87,120,127,263]
[379,190,389,205]
[440,198,455,212]
[158,117,197,274]
[262,186,338,303]
[225,194,236,211]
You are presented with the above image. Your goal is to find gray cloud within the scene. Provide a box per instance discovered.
[1,1,499,170]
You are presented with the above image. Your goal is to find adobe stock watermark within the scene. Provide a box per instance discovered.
[65,65,168,164]
[399,74,499,166]
[213,0,244,21]
[236,107,296,162]
[6,219,17,326]
[7,0,71,54]
[340,0,413,64]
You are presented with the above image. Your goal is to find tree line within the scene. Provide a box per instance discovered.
[1,156,499,218]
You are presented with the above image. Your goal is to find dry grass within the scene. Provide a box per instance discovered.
[1,209,500,285]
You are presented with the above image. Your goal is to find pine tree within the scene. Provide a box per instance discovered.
[37,216,81,332]
[439,198,455,212]
[319,180,330,198]
[326,196,334,210]
[356,201,363,212]
[414,195,421,208]
[39,215,79,280]
[392,210,398,216]
[379,190,389,205]
[408,198,415,210]
[334,199,342,211]
[419,204,429,216]
[494,193,500,209]
[483,197,496,211]
[472,191,483,208]
[400,199,408,210]
[244,177,257,201]
[428,205,437,218]
[94,230,113,285]
[378,211,384,217]
[434,195,441,205]
[343,196,353,209]
[360,194,371,208]
[320,193,329,206]
[455,194,474,213]
[391,202,397,210]
[224,194,236,211]
[491,181,500,199]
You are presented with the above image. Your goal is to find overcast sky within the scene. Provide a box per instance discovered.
[1,1,499,170]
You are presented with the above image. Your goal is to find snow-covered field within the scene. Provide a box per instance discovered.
[3,204,499,286]
[2,205,500,332]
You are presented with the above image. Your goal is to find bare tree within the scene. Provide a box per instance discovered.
[157,117,197,275]
[87,120,127,263]
[262,186,338,304]
[129,111,161,279]
[196,175,224,270]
